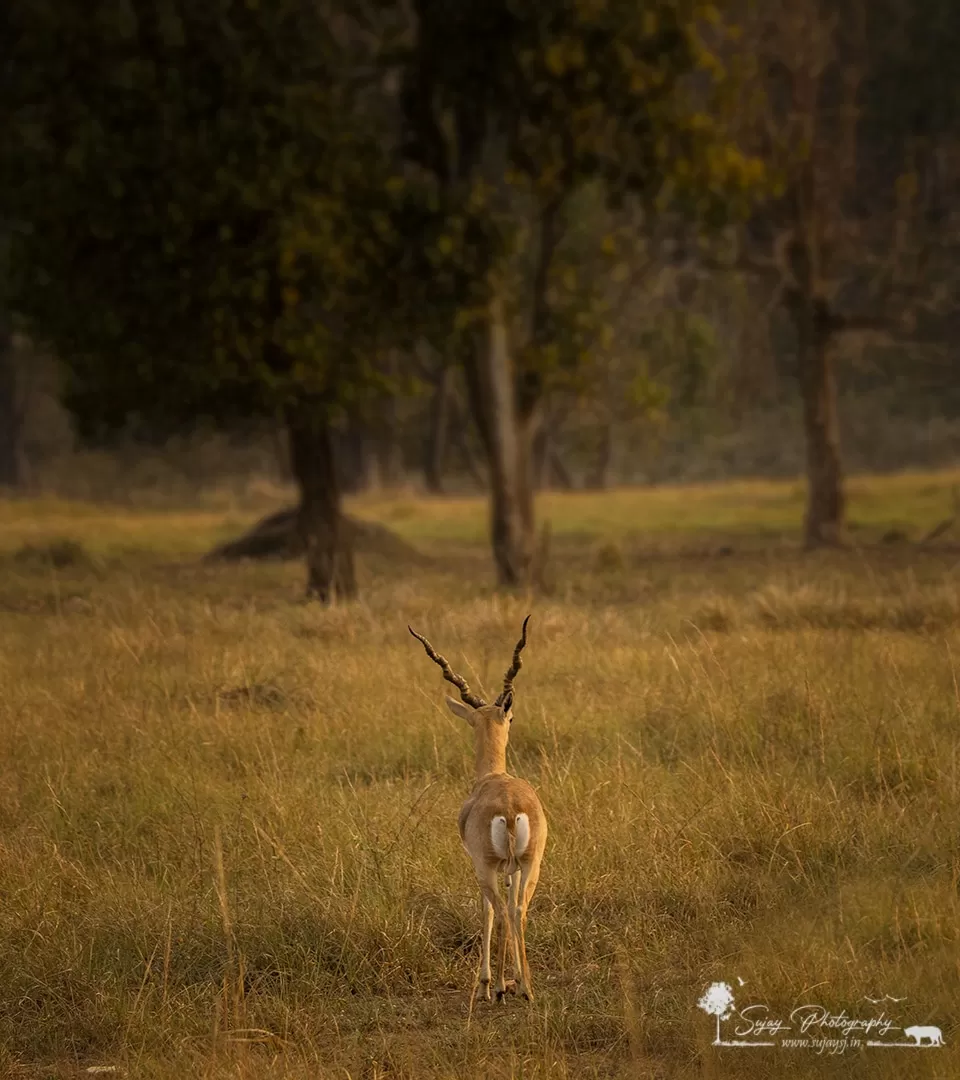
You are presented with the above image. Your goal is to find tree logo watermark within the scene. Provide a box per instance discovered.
[698,981,944,1053]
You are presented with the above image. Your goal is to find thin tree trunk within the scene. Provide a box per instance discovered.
[447,389,485,488]
[587,424,613,490]
[376,353,404,488]
[285,402,357,601]
[463,295,535,587]
[547,445,573,490]
[515,403,540,543]
[424,362,453,493]
[796,304,845,547]
[0,315,22,490]
[532,425,549,490]
[519,196,557,504]
[377,426,403,488]
[360,427,382,492]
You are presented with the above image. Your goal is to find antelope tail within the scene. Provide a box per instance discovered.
[506,825,518,876]
[491,812,530,874]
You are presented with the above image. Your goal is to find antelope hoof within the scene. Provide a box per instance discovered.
[480,980,491,1002]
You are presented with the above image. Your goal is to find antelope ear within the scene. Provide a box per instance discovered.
[500,690,514,723]
[445,696,476,725]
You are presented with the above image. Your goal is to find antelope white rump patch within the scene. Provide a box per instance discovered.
[514,812,530,857]
[490,813,530,860]
[490,815,509,859]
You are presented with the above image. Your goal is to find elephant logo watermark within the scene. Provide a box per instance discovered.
[902,1025,943,1046]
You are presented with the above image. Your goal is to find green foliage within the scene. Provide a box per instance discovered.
[639,310,722,408]
[401,0,764,410]
[404,0,762,214]
[0,1,450,436]
[628,365,672,414]
[0,0,766,444]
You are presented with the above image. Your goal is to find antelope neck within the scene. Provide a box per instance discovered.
[475,741,507,781]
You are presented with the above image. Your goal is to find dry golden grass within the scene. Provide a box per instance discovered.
[0,476,959,1078]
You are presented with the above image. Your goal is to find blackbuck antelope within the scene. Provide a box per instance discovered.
[408,616,547,1003]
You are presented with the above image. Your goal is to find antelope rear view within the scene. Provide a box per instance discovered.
[408,615,547,1003]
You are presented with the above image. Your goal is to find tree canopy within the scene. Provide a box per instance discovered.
[2,0,462,437]
[2,0,768,591]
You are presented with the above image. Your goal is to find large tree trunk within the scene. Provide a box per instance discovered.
[461,200,557,583]
[0,316,23,490]
[424,362,453,493]
[463,295,536,587]
[285,402,357,601]
[334,417,377,494]
[796,302,845,547]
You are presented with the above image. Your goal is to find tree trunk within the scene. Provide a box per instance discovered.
[0,316,22,490]
[270,418,293,484]
[796,303,845,547]
[374,352,404,489]
[359,427,382,492]
[546,444,573,490]
[515,402,539,545]
[424,362,453,493]
[463,295,535,587]
[532,425,549,490]
[587,424,613,490]
[285,402,357,601]
[461,199,557,582]
[377,422,404,488]
[447,389,485,488]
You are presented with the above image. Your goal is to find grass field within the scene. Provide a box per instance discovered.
[1,473,959,1079]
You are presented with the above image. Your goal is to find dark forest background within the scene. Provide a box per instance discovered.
[2,0,959,593]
